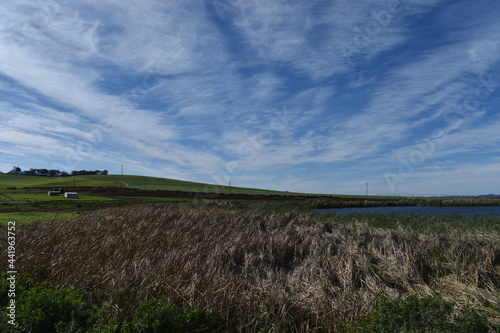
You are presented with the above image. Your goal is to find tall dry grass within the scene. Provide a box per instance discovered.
[2,203,499,331]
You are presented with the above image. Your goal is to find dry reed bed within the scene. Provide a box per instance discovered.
[3,203,499,331]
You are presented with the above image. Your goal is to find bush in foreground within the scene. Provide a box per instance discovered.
[348,295,489,333]
[1,279,492,333]
[0,274,225,333]
[0,274,97,333]
[127,296,225,333]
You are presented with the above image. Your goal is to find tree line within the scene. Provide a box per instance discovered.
[8,166,108,177]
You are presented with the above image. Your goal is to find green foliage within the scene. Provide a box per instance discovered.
[128,297,225,333]
[347,295,490,333]
[0,274,97,333]
[328,212,500,234]
[0,275,225,332]
[0,274,36,306]
[453,309,490,333]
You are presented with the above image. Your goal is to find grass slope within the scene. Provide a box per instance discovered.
[0,173,117,188]
[0,173,310,196]
[0,174,324,224]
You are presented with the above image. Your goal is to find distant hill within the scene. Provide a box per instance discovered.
[477,194,500,198]
[0,173,309,196]
[447,194,500,199]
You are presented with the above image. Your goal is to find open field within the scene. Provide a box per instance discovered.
[1,202,499,332]
[0,188,126,225]
[1,174,499,331]
[0,173,313,196]
[0,173,401,225]
[0,186,323,226]
[1,177,500,227]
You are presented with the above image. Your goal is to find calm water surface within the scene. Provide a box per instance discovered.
[316,206,500,217]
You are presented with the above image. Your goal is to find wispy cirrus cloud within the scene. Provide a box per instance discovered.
[1,0,499,195]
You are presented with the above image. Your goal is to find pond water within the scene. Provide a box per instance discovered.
[316,206,500,217]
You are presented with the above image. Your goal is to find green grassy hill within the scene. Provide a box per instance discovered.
[0,173,308,196]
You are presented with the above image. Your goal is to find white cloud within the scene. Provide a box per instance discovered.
[384,162,500,196]
[0,0,499,194]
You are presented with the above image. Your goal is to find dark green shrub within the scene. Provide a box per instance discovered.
[129,297,224,333]
[0,274,97,333]
[454,309,489,333]
[347,295,490,333]
[0,273,36,306]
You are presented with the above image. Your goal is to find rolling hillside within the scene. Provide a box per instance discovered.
[0,173,306,196]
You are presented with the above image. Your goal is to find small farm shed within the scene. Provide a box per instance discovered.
[48,191,60,196]
[64,192,79,199]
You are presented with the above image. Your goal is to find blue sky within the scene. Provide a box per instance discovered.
[1,0,499,196]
